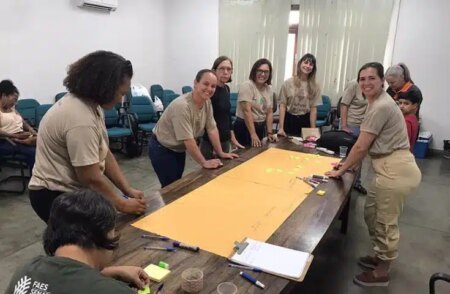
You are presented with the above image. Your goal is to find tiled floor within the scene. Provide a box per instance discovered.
[1,151,449,293]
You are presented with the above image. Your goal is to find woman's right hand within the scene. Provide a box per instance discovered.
[12,132,31,139]
[277,129,287,137]
[251,134,262,147]
[202,159,222,169]
[118,198,146,215]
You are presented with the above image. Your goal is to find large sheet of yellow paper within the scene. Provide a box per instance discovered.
[132,148,339,257]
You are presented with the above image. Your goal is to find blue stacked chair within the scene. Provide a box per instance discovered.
[182,86,192,94]
[316,95,332,129]
[15,98,40,127]
[129,96,158,146]
[36,104,53,127]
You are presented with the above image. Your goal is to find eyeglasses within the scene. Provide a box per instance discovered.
[217,67,233,72]
[256,69,270,76]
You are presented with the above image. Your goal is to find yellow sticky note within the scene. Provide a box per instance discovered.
[144,264,170,282]
[138,285,151,294]
[317,190,326,196]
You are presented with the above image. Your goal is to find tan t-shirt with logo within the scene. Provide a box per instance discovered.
[235,80,273,122]
[341,79,367,126]
[29,94,109,192]
[153,93,216,152]
[278,77,321,116]
[360,90,410,156]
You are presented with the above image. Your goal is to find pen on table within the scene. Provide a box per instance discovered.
[228,263,262,272]
[141,234,169,241]
[172,241,199,252]
[143,246,176,252]
[240,271,265,289]
[155,283,164,294]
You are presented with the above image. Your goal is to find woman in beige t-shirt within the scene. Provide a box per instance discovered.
[277,53,321,137]
[0,80,37,168]
[327,62,421,287]
[29,51,146,222]
[233,58,277,147]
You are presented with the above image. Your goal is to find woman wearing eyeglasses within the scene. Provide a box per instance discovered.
[233,58,277,147]
[199,56,244,159]
[277,53,321,137]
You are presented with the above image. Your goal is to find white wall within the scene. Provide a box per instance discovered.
[392,0,450,150]
[1,0,166,103]
[163,0,219,92]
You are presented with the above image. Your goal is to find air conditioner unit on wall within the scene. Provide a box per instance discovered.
[77,0,118,12]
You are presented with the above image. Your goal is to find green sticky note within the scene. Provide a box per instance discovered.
[138,285,151,294]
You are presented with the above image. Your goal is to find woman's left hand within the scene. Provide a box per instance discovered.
[124,187,144,199]
[218,151,239,159]
[325,169,344,178]
[231,137,245,149]
[267,134,278,143]
[102,266,150,289]
[13,136,36,146]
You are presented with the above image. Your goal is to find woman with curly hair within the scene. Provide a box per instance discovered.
[28,51,146,223]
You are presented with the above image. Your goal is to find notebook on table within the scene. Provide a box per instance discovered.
[229,238,313,282]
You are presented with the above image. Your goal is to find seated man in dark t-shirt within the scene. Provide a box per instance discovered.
[5,190,149,294]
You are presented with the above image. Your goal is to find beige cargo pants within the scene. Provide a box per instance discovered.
[365,149,421,260]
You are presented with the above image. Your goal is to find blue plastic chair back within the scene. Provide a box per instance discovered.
[129,96,157,123]
[55,92,67,102]
[230,92,238,116]
[162,93,180,109]
[36,104,52,127]
[182,86,192,94]
[317,95,331,120]
[15,98,40,126]
[150,84,164,100]
[103,108,120,128]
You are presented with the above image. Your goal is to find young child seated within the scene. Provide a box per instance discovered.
[398,93,421,152]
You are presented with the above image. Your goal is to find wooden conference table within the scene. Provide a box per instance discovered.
[113,138,356,293]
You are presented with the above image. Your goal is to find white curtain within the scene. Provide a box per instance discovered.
[296,0,395,102]
[219,0,291,93]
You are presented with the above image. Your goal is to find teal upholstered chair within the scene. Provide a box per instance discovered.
[15,98,40,127]
[55,92,67,102]
[129,96,158,146]
[182,86,192,94]
[36,104,53,127]
[316,95,332,128]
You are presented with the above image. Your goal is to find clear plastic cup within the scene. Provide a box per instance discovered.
[181,268,203,293]
[339,146,348,158]
[217,282,238,294]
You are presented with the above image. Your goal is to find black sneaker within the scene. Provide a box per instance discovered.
[354,184,367,195]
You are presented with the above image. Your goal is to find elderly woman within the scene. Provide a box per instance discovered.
[327,62,421,287]
[0,80,37,168]
[149,69,238,188]
[233,58,277,147]
[29,51,146,223]
[199,56,244,159]
[277,53,321,137]
[385,63,423,112]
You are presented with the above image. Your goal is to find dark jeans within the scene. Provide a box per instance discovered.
[233,117,266,147]
[284,112,311,137]
[148,135,186,188]
[29,189,64,223]
[0,140,36,169]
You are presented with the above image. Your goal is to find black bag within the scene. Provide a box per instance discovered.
[123,113,142,158]
[316,130,356,154]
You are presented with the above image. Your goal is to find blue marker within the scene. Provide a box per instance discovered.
[228,263,262,272]
[144,246,176,252]
[141,234,169,241]
[240,271,265,289]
